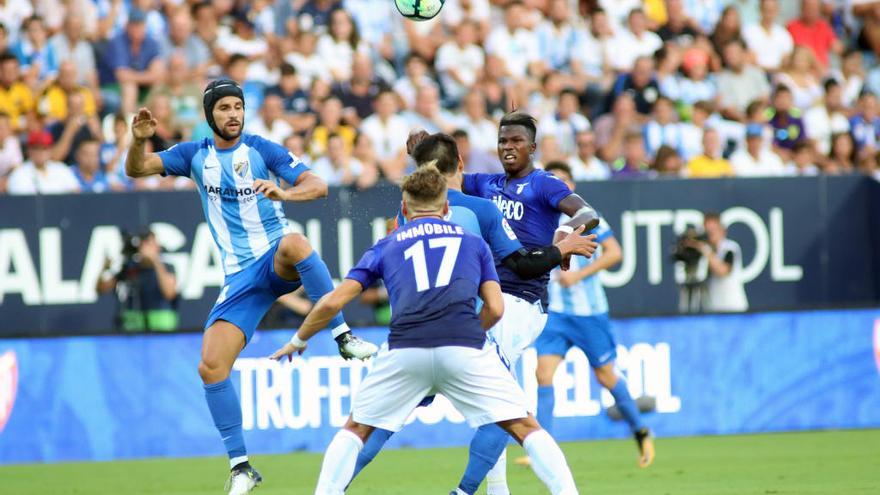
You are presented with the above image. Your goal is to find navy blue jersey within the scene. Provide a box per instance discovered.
[463,169,573,303]
[346,217,499,350]
[395,189,523,263]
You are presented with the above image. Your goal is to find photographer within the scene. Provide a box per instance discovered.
[96,230,179,332]
[684,212,749,313]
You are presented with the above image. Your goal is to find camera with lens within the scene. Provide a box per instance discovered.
[671,226,708,270]
[121,229,151,264]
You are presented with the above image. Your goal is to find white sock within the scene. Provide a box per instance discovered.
[229,455,248,470]
[331,322,351,339]
[523,429,579,495]
[486,448,510,495]
[315,429,363,495]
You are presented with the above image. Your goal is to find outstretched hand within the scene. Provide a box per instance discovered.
[131,108,158,140]
[269,341,308,362]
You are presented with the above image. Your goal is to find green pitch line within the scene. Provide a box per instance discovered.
[2,430,878,494]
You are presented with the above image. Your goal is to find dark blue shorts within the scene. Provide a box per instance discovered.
[205,240,301,344]
[535,312,616,368]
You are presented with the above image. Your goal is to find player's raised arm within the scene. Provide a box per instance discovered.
[125,108,166,177]
[269,279,364,361]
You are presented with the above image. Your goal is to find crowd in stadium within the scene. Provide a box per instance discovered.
[1,0,880,195]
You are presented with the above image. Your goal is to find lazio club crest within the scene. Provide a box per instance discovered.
[234,160,250,178]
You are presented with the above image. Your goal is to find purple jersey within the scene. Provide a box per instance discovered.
[346,217,499,350]
[464,169,572,303]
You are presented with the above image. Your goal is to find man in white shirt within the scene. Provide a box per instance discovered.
[8,130,80,195]
[609,9,663,72]
[693,212,749,312]
[434,21,484,105]
[717,40,772,121]
[537,88,591,156]
[402,85,456,134]
[730,123,787,176]
[804,79,851,155]
[360,90,409,181]
[246,94,294,144]
[454,90,498,155]
[311,132,363,187]
[536,0,582,73]
[568,130,611,180]
[484,1,543,80]
[742,0,793,72]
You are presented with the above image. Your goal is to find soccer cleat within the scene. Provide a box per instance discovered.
[607,395,656,420]
[336,332,379,360]
[634,428,655,468]
[513,455,531,467]
[225,465,262,495]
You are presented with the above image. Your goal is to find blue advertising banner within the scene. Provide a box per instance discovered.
[1,309,879,464]
[1,176,879,336]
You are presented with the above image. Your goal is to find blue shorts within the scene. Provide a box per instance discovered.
[535,312,616,368]
[205,240,301,344]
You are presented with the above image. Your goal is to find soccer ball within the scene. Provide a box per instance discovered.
[395,0,445,21]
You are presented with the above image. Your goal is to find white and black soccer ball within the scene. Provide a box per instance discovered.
[395,0,445,21]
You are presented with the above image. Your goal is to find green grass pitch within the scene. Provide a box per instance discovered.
[3,430,878,494]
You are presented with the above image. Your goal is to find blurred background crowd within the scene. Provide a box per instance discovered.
[2,0,880,195]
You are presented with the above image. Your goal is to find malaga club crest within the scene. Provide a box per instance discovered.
[0,350,18,434]
[234,160,250,178]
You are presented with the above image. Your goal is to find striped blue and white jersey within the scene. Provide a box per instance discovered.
[547,216,614,316]
[158,134,309,275]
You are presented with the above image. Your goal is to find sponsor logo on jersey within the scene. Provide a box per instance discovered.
[501,218,518,240]
[492,195,525,221]
[0,351,18,433]
[233,160,250,178]
[203,184,256,200]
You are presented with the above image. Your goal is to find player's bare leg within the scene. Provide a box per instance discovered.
[495,416,578,495]
[273,233,376,359]
[315,417,376,495]
[200,321,262,494]
[594,364,655,468]
[514,354,566,467]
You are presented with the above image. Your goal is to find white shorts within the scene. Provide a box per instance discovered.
[489,293,548,367]
[351,344,529,432]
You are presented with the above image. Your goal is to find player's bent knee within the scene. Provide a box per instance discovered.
[198,358,231,384]
[277,233,313,264]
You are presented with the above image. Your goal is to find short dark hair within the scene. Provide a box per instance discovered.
[559,88,580,100]
[451,129,468,140]
[499,111,538,143]
[227,53,248,68]
[543,161,572,177]
[412,133,460,175]
[704,211,721,223]
[280,63,297,76]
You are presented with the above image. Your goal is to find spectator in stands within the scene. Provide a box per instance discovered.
[285,30,329,89]
[607,56,661,116]
[452,129,501,174]
[537,88,591,156]
[858,149,880,180]
[435,21,484,107]
[12,15,57,85]
[393,55,437,112]
[318,8,368,83]
[787,0,842,67]
[597,91,640,162]
[664,48,717,108]
[826,131,857,174]
[455,89,497,155]
[609,8,663,72]
[247,93,294,144]
[786,140,819,175]
[568,129,610,180]
[310,96,356,158]
[485,1,543,80]
[767,86,806,159]
[311,132,364,187]
[536,0,580,73]
[265,63,314,135]
[849,92,880,154]
[643,96,685,159]
[730,123,787,176]
[218,9,268,61]
[687,127,733,177]
[144,93,182,153]
[96,229,179,332]
[332,53,388,124]
[360,89,409,181]
[101,113,130,189]
[100,8,164,115]
[189,1,221,76]
[690,211,749,313]
[299,0,340,32]
[717,40,771,121]
[48,14,97,91]
[48,89,101,165]
[72,138,112,193]
[571,8,615,103]
[0,51,34,132]
[609,130,652,179]
[804,78,850,155]
[350,131,380,187]
[775,46,823,110]
[477,55,515,119]
[743,0,793,72]
[144,53,203,137]
[0,111,21,192]
[7,130,79,195]
[683,0,725,34]
[710,5,742,55]
[651,144,684,177]
[658,0,700,45]
[680,100,712,161]
[39,61,97,123]
[403,84,455,134]
[836,50,866,108]
[0,0,32,42]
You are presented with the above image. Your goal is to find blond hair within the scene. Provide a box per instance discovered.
[401,165,447,212]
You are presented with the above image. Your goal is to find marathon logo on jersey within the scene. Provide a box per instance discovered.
[396,222,465,242]
[203,184,257,202]
[0,351,18,434]
[492,195,525,221]
[234,160,250,179]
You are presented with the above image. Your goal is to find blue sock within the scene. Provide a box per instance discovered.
[350,428,393,483]
[536,385,555,435]
[458,424,509,494]
[610,379,646,432]
[204,378,247,467]
[294,251,347,335]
